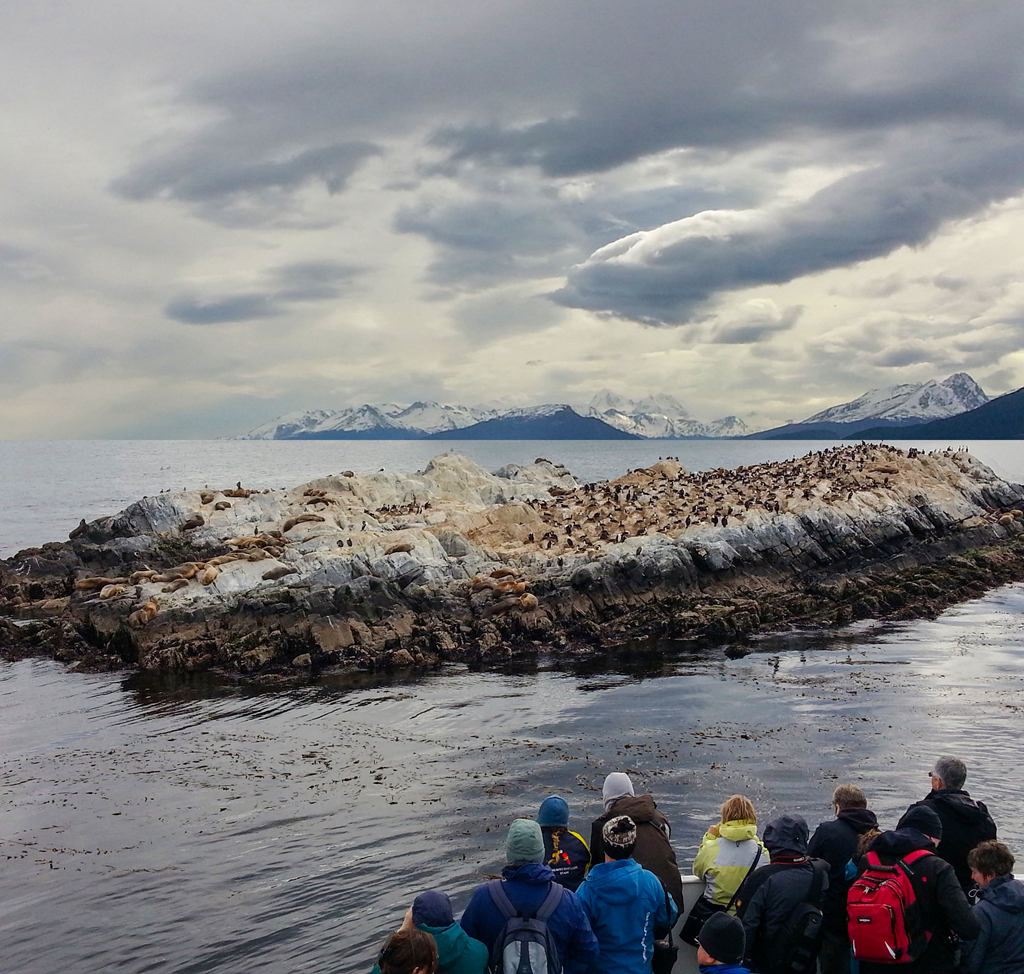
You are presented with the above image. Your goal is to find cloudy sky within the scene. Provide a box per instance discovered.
[5,0,1024,437]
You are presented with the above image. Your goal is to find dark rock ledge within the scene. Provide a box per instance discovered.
[2,446,1023,678]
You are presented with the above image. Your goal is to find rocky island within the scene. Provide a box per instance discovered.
[2,444,1024,678]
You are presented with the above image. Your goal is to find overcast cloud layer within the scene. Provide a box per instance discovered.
[4,0,1024,437]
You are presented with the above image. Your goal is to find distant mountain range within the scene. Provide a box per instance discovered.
[235,373,1008,441]
[747,373,990,440]
[857,385,1024,440]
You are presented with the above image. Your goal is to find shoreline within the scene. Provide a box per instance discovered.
[2,444,1023,679]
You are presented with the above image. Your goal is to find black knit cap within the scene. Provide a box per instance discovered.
[898,805,943,839]
[698,912,745,965]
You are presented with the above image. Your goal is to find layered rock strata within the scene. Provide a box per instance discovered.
[2,446,1023,677]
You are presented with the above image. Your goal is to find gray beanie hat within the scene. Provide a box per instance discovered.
[506,819,545,865]
[602,772,635,811]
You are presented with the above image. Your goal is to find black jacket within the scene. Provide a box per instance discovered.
[858,828,980,974]
[736,858,829,974]
[905,789,996,892]
[808,807,879,934]
[589,794,683,912]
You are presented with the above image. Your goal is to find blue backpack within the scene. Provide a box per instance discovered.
[486,879,563,974]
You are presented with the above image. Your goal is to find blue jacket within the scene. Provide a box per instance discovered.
[960,874,1024,974]
[699,966,750,974]
[460,862,599,974]
[575,858,677,974]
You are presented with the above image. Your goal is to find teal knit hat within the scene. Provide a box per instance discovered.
[506,819,545,865]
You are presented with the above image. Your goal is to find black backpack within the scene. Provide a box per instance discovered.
[486,879,563,974]
[779,861,828,974]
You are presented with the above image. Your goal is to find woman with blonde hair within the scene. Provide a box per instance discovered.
[682,795,766,945]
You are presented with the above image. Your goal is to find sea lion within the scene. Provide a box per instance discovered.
[69,518,88,540]
[74,576,126,591]
[161,578,189,593]
[262,565,298,581]
[199,565,219,585]
[222,488,251,498]
[282,513,325,533]
[128,598,159,628]
[200,491,216,505]
[181,514,205,531]
[385,542,414,555]
[213,500,232,511]
[129,569,158,583]
[99,584,129,600]
[489,568,519,579]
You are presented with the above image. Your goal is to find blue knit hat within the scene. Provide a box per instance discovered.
[412,890,453,928]
[537,795,570,828]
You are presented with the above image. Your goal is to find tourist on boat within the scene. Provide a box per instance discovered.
[370,891,487,974]
[904,755,997,892]
[692,794,766,911]
[734,814,828,974]
[375,928,439,974]
[537,794,591,891]
[856,805,979,974]
[576,815,677,974]
[588,772,684,912]
[807,784,878,974]
[459,818,599,973]
[960,840,1024,974]
[696,912,750,973]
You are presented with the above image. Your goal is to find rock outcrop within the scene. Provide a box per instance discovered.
[2,446,1024,678]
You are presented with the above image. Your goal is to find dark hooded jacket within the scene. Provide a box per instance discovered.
[960,874,1024,974]
[735,815,829,974]
[905,789,996,892]
[808,806,878,935]
[589,794,683,914]
[857,827,980,974]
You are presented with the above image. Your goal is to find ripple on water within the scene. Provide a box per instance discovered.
[3,584,1024,972]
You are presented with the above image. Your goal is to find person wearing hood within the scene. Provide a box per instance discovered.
[589,772,684,912]
[537,795,591,892]
[857,805,979,974]
[960,840,1024,974]
[735,814,828,974]
[808,784,879,974]
[693,795,767,911]
[460,818,599,974]
[371,891,487,974]
[904,754,996,892]
[576,815,677,974]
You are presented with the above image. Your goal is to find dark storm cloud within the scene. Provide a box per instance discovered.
[554,128,1024,325]
[872,342,934,368]
[166,294,282,325]
[269,261,362,301]
[164,260,361,324]
[711,305,803,345]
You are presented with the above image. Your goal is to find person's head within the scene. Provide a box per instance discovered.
[378,929,438,974]
[602,815,637,861]
[897,805,943,846]
[506,818,545,867]
[602,772,634,811]
[720,794,756,824]
[696,911,745,967]
[411,890,453,928]
[763,814,809,858]
[537,795,570,828]
[968,840,1015,887]
[832,784,867,812]
[930,756,967,791]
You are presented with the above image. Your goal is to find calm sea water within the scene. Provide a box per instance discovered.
[2,439,1024,973]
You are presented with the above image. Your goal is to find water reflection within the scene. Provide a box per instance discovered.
[3,584,1024,973]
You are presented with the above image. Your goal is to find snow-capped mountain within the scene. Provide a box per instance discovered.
[238,401,497,439]
[586,390,750,438]
[802,373,989,425]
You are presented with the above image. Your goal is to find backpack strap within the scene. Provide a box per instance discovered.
[534,882,563,921]
[807,859,826,904]
[487,878,562,921]
[487,879,518,919]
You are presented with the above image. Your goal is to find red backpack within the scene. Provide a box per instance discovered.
[847,848,932,964]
